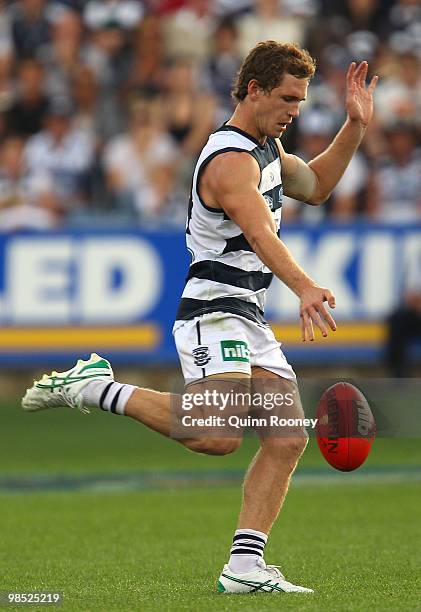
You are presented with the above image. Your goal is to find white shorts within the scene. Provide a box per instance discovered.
[173,312,296,383]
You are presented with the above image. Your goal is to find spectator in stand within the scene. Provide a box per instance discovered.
[83,0,144,32]
[213,0,252,18]
[103,94,177,222]
[161,57,216,173]
[82,0,143,91]
[0,136,59,229]
[127,14,166,95]
[24,96,95,214]
[200,17,242,124]
[237,0,308,59]
[38,5,127,140]
[305,0,382,95]
[71,63,123,145]
[374,51,421,127]
[9,0,50,60]
[381,0,421,57]
[162,0,215,63]
[6,59,49,137]
[38,5,84,99]
[325,0,385,34]
[366,121,421,223]
[385,247,421,377]
[306,45,351,124]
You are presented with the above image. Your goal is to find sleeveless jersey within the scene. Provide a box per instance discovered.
[175,125,283,326]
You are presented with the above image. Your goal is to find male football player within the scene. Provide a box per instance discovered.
[23,41,377,594]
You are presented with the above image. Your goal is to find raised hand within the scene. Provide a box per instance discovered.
[346,61,378,127]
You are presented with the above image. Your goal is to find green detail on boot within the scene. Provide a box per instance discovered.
[79,360,110,373]
[217,580,226,593]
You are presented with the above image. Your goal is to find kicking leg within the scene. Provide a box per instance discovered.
[22,353,245,455]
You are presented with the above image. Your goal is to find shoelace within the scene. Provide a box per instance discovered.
[256,558,285,580]
[265,565,285,580]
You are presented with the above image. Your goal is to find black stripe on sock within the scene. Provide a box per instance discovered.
[99,382,114,411]
[230,548,263,557]
[231,542,265,552]
[110,386,123,414]
[233,533,266,545]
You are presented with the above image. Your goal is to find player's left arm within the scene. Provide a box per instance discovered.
[279,61,378,205]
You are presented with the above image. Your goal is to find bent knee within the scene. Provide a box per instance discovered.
[185,437,242,456]
[291,435,308,457]
[262,435,308,460]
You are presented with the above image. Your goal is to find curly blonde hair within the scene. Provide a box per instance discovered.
[232,41,316,102]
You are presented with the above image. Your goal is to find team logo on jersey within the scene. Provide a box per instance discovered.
[192,345,211,366]
[220,340,250,363]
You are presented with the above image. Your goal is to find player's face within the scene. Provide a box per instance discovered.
[256,73,308,138]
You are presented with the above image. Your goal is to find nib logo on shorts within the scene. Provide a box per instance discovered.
[220,340,250,362]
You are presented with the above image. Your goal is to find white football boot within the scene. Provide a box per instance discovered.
[217,558,314,594]
[22,353,113,414]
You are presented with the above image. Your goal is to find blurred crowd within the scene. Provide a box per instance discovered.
[0,0,420,230]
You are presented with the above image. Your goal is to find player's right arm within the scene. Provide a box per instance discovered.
[200,151,337,341]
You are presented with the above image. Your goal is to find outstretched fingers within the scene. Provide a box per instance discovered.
[349,61,378,94]
[346,62,356,87]
[300,311,315,342]
[300,305,337,342]
[359,61,368,87]
[353,61,368,87]
[299,287,337,342]
[318,302,337,332]
[309,306,328,337]
[368,74,379,94]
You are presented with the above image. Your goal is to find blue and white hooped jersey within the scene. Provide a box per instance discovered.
[175,125,283,326]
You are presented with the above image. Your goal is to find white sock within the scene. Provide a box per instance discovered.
[228,528,268,574]
[82,380,137,415]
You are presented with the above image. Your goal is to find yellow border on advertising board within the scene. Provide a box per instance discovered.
[0,324,160,351]
[270,321,386,345]
[0,322,385,352]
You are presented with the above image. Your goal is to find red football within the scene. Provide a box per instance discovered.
[315,382,376,472]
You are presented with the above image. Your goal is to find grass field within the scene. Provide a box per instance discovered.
[1,392,421,611]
